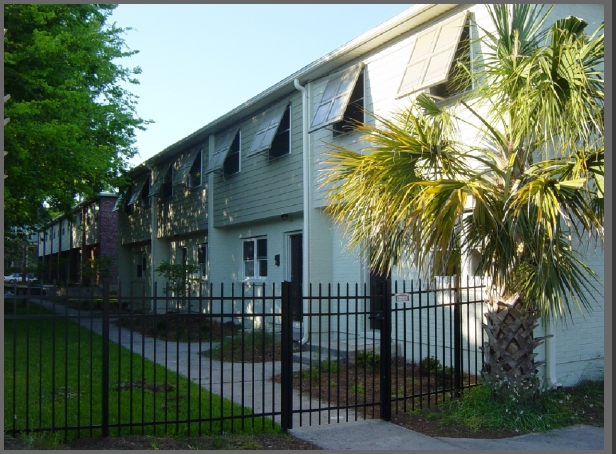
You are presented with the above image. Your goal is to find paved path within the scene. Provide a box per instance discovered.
[31,300,361,429]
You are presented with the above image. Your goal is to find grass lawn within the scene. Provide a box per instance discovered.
[4,298,279,444]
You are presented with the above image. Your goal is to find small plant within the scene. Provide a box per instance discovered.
[355,350,380,370]
[154,259,201,311]
[320,358,340,373]
[302,368,320,382]
[420,355,453,379]
[351,383,365,394]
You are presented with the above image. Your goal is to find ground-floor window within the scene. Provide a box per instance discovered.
[198,243,208,278]
[243,237,267,279]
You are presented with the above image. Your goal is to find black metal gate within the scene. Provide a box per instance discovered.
[280,277,485,429]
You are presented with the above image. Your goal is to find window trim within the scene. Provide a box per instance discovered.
[396,11,469,99]
[308,62,365,133]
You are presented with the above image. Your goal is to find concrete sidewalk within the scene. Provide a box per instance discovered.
[289,420,606,450]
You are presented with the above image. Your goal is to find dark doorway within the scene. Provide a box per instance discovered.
[289,234,303,321]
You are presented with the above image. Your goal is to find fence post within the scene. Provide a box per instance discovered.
[280,281,294,431]
[380,279,392,421]
[453,275,463,396]
[101,279,110,437]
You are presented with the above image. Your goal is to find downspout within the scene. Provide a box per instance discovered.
[146,163,156,311]
[545,318,560,388]
[294,78,310,345]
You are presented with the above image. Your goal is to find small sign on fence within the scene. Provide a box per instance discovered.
[395,293,410,302]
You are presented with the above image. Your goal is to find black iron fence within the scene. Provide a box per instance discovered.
[4,277,485,442]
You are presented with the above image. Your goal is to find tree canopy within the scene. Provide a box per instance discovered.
[3,4,149,229]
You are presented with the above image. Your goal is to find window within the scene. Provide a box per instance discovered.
[136,251,147,278]
[396,11,471,99]
[126,177,147,212]
[161,165,173,198]
[333,69,364,136]
[243,238,267,279]
[246,103,290,159]
[309,62,365,133]
[173,148,202,188]
[223,132,241,176]
[141,177,150,207]
[149,165,173,198]
[204,127,240,175]
[189,150,202,188]
[269,105,291,159]
[198,243,208,278]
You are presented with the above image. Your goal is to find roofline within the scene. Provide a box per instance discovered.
[133,4,463,171]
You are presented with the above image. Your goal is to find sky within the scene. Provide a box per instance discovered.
[108,4,414,167]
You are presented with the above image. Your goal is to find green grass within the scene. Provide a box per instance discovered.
[414,379,604,434]
[4,300,280,444]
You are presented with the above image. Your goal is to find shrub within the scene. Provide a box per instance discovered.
[355,350,380,370]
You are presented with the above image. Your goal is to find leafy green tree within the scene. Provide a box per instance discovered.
[322,5,603,396]
[3,4,150,229]
[154,259,201,312]
[81,255,114,286]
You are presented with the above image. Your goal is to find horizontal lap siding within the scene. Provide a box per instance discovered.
[119,204,152,245]
[157,143,209,238]
[213,95,304,227]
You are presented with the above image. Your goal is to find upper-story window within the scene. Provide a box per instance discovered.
[204,127,241,177]
[188,150,202,188]
[396,11,472,100]
[141,176,150,207]
[223,132,241,176]
[247,102,291,160]
[333,69,364,136]
[161,165,173,199]
[308,62,365,134]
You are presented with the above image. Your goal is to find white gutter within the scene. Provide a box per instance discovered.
[294,78,310,345]
[545,318,561,388]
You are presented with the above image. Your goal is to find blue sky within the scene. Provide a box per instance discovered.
[109,4,413,167]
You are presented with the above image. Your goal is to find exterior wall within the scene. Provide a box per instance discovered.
[213,94,304,227]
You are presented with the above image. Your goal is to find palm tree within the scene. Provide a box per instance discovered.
[322,4,604,396]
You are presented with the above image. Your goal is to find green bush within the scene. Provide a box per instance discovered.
[355,350,380,370]
[420,355,453,378]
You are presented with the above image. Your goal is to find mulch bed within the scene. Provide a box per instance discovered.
[273,356,475,421]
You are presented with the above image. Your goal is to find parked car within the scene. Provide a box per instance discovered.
[4,273,37,284]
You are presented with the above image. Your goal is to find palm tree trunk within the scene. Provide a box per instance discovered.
[482,293,549,398]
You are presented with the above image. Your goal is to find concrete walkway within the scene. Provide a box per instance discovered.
[32,300,360,429]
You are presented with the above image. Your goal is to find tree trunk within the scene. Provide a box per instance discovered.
[482,293,549,398]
